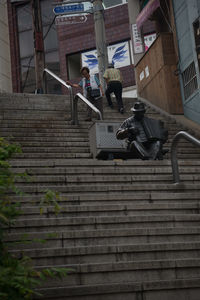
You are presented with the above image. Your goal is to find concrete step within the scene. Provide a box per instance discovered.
[13,203,200,219]
[0,120,175,129]
[6,226,200,249]
[33,258,200,288]
[8,137,89,143]
[9,158,200,167]
[6,139,197,148]
[1,111,68,120]
[15,140,197,148]
[11,166,200,178]
[0,121,90,128]
[18,146,90,153]
[7,191,200,207]
[13,152,199,159]
[8,214,200,233]
[0,127,89,132]
[33,278,200,300]
[10,241,200,266]
[13,153,92,159]
[14,173,200,184]
[11,183,200,195]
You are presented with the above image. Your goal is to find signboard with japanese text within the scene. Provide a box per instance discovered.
[132,24,143,54]
[132,24,156,54]
[53,3,84,15]
[55,14,87,25]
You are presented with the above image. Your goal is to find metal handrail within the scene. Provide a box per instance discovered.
[43,68,74,122]
[74,92,103,124]
[43,68,102,125]
[171,131,200,183]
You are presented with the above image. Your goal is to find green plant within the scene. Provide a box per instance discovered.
[39,189,61,215]
[0,138,70,299]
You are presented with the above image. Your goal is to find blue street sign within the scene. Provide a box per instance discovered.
[53,3,84,15]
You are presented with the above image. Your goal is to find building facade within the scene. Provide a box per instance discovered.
[127,0,200,124]
[172,0,200,125]
[8,0,137,94]
[8,0,60,94]
[0,1,12,93]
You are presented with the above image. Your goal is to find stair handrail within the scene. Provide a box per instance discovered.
[43,68,102,125]
[74,92,103,124]
[171,131,200,183]
[43,68,74,122]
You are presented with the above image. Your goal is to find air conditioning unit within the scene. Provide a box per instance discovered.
[89,121,127,159]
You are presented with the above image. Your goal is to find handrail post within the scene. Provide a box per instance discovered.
[42,69,102,125]
[43,71,47,94]
[171,135,180,183]
[69,85,74,123]
[43,68,74,123]
[75,92,103,123]
[73,95,78,125]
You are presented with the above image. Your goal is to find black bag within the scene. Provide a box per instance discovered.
[90,88,101,98]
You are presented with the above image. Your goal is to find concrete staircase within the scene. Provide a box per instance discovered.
[1,92,200,300]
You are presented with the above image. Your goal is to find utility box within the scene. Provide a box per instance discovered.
[89,121,127,159]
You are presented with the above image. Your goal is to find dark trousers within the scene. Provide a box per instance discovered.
[129,140,163,160]
[105,81,123,110]
[87,96,103,120]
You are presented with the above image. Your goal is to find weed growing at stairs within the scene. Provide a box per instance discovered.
[0,138,70,299]
[39,189,61,216]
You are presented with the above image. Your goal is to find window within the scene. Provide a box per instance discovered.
[20,57,35,93]
[103,0,127,9]
[16,0,60,93]
[182,62,198,100]
[67,53,81,80]
[193,18,200,72]
[46,51,62,94]
[17,4,32,31]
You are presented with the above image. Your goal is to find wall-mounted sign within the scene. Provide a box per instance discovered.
[140,71,144,81]
[144,33,156,51]
[81,41,131,74]
[53,3,84,15]
[55,14,87,25]
[145,66,149,77]
[132,24,143,54]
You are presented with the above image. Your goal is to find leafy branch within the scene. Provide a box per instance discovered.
[0,138,70,299]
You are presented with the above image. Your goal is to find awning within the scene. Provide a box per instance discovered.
[136,0,160,30]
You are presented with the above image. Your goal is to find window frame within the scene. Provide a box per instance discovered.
[102,0,127,10]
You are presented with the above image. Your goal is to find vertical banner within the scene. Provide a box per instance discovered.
[132,24,143,54]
